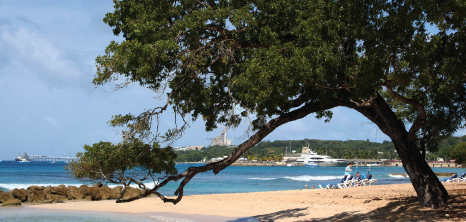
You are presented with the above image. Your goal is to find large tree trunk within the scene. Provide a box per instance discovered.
[391,134,449,208]
[342,94,449,208]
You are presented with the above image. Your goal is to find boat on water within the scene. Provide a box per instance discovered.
[286,147,349,167]
[15,152,30,162]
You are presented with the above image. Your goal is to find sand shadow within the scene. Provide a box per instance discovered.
[241,194,466,222]
[230,207,308,222]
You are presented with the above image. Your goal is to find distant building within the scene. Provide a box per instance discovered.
[210,128,232,146]
[174,145,205,151]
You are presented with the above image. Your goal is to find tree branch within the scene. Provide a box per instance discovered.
[384,81,426,142]
[116,101,340,204]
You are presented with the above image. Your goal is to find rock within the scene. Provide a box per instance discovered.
[26,186,46,202]
[39,199,54,204]
[67,186,84,200]
[51,185,68,196]
[97,185,112,200]
[0,190,13,204]
[1,198,21,206]
[52,199,64,203]
[12,189,27,202]
[43,186,53,201]
[110,186,123,199]
[435,172,457,177]
[122,187,142,199]
[87,185,101,200]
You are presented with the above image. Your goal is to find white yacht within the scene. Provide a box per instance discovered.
[297,147,349,167]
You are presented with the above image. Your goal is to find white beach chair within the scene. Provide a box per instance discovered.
[342,175,354,188]
[319,175,348,189]
[363,174,377,185]
[453,173,465,182]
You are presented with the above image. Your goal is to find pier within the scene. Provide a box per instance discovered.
[27,155,78,162]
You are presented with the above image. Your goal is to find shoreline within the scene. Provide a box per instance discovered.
[26,182,466,221]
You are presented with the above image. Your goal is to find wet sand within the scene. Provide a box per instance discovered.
[27,182,466,221]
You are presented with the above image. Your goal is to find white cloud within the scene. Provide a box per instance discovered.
[43,116,64,131]
[0,19,82,82]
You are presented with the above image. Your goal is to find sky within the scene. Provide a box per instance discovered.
[0,1,463,161]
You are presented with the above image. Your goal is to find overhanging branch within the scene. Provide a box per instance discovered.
[116,101,340,204]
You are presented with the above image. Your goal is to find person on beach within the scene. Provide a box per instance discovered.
[345,162,353,175]
[355,172,361,181]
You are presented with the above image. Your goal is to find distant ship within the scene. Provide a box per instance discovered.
[15,152,29,162]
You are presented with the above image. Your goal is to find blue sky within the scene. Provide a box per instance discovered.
[0,1,462,161]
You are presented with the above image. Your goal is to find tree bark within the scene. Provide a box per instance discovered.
[341,94,449,208]
[117,101,340,204]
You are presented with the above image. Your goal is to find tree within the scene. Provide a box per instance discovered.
[88,0,466,208]
[66,140,178,202]
[450,143,466,165]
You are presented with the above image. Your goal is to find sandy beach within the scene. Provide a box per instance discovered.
[27,182,466,221]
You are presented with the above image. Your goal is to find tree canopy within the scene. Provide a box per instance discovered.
[75,0,466,208]
[67,140,177,201]
[450,142,466,164]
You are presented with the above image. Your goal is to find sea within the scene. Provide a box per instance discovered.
[0,160,464,221]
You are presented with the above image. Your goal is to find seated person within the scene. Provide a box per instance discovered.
[355,172,362,181]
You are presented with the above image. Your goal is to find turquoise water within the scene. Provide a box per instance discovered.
[0,160,464,221]
[0,161,464,194]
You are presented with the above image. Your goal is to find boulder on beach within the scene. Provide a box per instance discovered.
[26,186,46,202]
[66,186,84,200]
[122,186,143,199]
[51,185,68,196]
[0,190,14,204]
[12,188,27,202]
[110,186,123,199]
[1,184,145,204]
[1,197,22,206]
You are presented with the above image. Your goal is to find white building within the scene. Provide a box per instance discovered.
[210,128,232,146]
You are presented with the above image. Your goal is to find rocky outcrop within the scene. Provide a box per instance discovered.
[26,186,46,202]
[12,188,27,202]
[2,198,21,206]
[0,184,141,206]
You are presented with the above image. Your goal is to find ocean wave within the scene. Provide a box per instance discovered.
[283,175,342,181]
[388,174,409,178]
[0,183,82,190]
[247,178,277,181]
[0,182,159,191]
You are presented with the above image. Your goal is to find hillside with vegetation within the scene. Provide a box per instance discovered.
[175,136,466,162]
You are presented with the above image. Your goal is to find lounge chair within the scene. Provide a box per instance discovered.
[368,174,377,185]
[453,173,466,182]
[342,175,354,188]
[439,173,458,182]
[319,175,348,189]
[362,174,377,185]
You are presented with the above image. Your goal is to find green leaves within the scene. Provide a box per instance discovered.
[95,0,466,162]
[67,140,177,183]
[450,142,466,165]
